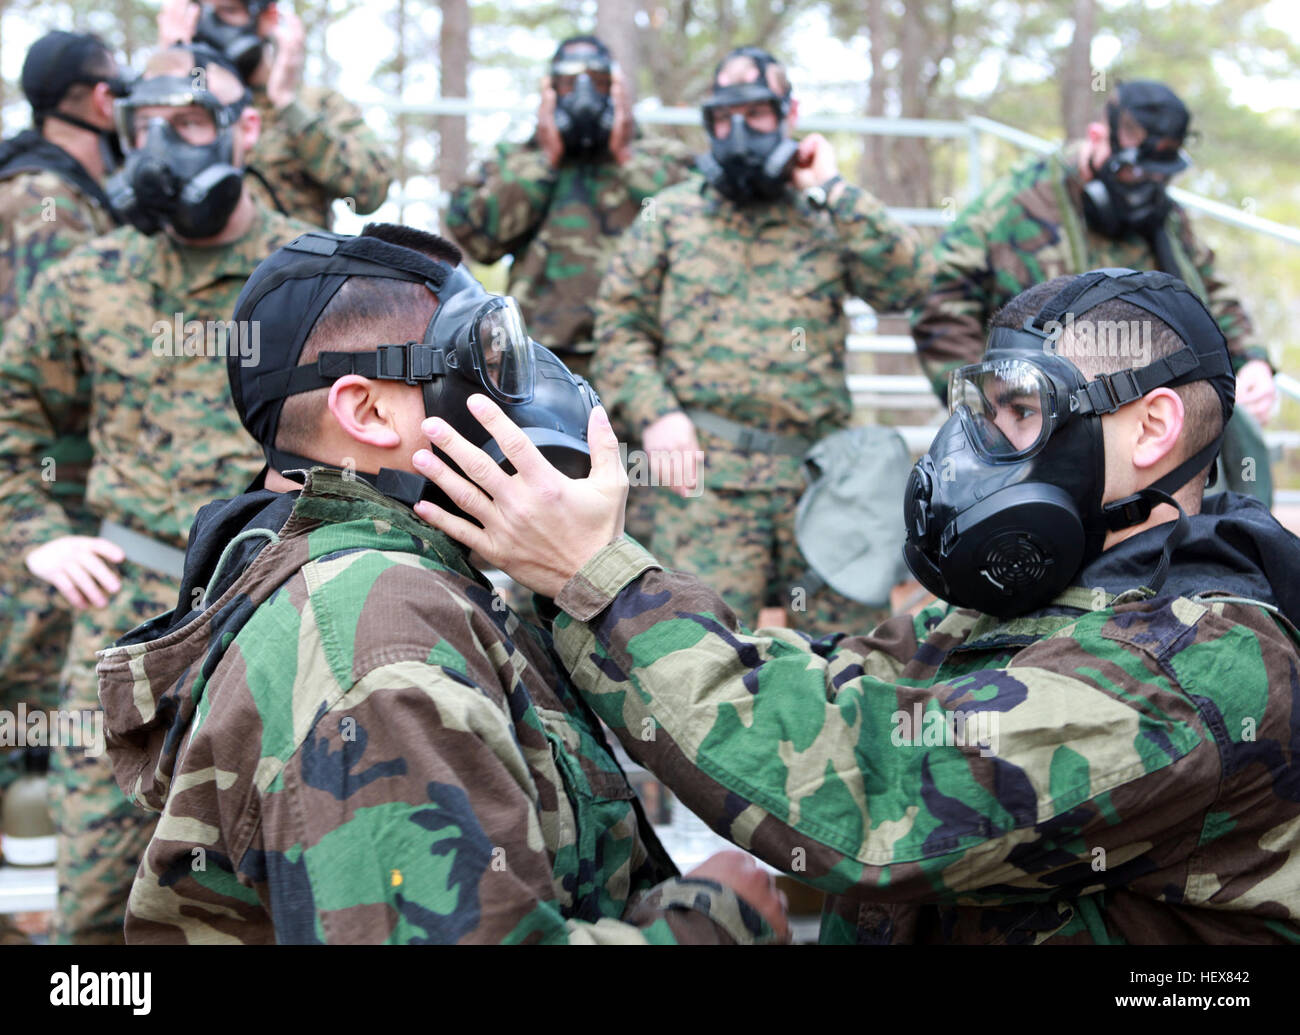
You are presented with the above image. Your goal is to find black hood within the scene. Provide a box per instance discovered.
[116,488,299,648]
[0,128,115,216]
[1069,492,1300,627]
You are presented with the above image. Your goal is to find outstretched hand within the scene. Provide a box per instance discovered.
[412,396,629,598]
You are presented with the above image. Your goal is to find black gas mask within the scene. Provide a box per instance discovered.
[194,2,269,83]
[696,47,798,204]
[1082,81,1191,239]
[105,74,248,238]
[903,268,1235,618]
[550,40,616,158]
[230,230,600,512]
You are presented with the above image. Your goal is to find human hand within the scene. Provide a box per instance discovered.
[412,396,628,598]
[791,133,842,197]
[25,536,126,610]
[537,76,564,167]
[608,68,634,165]
[265,8,307,110]
[641,411,701,498]
[157,0,200,46]
[1235,359,1276,426]
[686,850,790,943]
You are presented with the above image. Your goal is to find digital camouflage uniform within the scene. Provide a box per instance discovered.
[0,163,116,740]
[592,175,933,634]
[548,491,1300,944]
[910,142,1269,388]
[0,202,315,942]
[98,469,774,945]
[245,86,393,229]
[446,133,696,571]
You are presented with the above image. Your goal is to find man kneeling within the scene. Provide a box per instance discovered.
[97,223,786,944]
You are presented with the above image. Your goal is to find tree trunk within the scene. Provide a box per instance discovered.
[1062,0,1097,141]
[859,0,887,196]
[597,0,639,99]
[439,0,470,195]
[895,2,931,207]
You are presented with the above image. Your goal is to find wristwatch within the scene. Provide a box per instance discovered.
[804,175,844,209]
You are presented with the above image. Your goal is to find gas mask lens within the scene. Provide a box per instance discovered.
[471,297,534,401]
[949,358,1054,460]
[551,59,612,94]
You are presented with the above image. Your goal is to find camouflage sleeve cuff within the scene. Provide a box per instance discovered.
[555,536,661,622]
[502,144,560,189]
[274,99,319,135]
[625,877,779,945]
[1231,346,1272,374]
[827,181,884,225]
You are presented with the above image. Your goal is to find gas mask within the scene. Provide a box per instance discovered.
[696,49,798,204]
[1082,82,1191,239]
[902,268,1235,618]
[194,2,269,84]
[105,75,248,238]
[551,54,615,158]
[230,231,600,512]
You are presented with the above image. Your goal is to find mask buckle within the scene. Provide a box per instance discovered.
[1080,368,1143,415]
[375,343,443,385]
[1103,492,1153,530]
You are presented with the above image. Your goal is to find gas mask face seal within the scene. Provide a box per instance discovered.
[194,2,269,83]
[903,268,1236,618]
[105,75,248,237]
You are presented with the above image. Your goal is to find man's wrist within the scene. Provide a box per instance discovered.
[554,536,661,622]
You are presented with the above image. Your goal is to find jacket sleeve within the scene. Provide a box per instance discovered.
[0,264,88,558]
[444,142,557,265]
[589,204,682,435]
[549,537,1231,907]
[274,89,394,215]
[1172,208,1269,372]
[829,184,935,315]
[909,199,1003,398]
[260,656,773,944]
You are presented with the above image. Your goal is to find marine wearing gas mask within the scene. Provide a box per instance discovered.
[1082,81,1191,239]
[193,0,270,81]
[696,46,799,204]
[229,227,600,511]
[549,35,616,159]
[105,49,250,238]
[904,267,1235,618]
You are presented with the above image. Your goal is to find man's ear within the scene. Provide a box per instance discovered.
[92,81,118,126]
[327,375,402,449]
[786,96,799,132]
[1131,387,1185,471]
[257,3,278,36]
[1082,121,1109,173]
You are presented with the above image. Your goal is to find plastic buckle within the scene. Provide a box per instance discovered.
[1103,369,1142,408]
[1104,493,1150,530]
[375,344,407,381]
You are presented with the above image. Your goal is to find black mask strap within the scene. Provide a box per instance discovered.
[256,343,448,402]
[263,445,431,508]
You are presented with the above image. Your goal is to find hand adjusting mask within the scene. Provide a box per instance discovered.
[1082,81,1191,238]
[105,73,248,237]
[902,268,1235,618]
[230,231,600,511]
[194,1,270,83]
[696,47,798,204]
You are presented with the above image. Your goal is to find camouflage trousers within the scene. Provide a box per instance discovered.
[0,574,74,719]
[651,485,891,637]
[51,559,175,944]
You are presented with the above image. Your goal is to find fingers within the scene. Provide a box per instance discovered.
[90,537,126,566]
[65,558,111,610]
[47,570,90,610]
[412,444,497,525]
[587,407,628,490]
[461,395,554,485]
[412,498,494,560]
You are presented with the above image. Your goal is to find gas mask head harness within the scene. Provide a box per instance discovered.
[696,45,798,204]
[229,228,600,510]
[105,52,249,238]
[903,268,1235,618]
[550,35,616,158]
[1082,80,1191,238]
[194,1,271,84]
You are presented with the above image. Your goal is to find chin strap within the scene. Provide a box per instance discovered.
[1100,433,1222,595]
